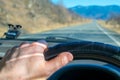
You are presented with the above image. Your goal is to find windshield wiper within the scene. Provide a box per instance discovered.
[0,36,80,43]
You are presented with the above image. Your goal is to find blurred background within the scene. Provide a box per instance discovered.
[0,0,120,36]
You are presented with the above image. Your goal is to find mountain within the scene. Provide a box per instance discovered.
[69,5,120,20]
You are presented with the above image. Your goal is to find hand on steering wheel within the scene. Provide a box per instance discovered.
[0,41,73,80]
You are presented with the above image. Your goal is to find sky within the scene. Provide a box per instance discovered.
[51,0,120,8]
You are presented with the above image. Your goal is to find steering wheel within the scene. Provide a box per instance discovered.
[44,41,120,80]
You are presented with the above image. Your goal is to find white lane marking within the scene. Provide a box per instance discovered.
[96,24,120,47]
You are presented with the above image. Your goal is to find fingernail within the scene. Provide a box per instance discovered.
[62,56,69,64]
[37,40,48,45]
[67,53,73,61]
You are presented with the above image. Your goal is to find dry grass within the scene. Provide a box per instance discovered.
[0,0,91,37]
[0,26,7,37]
[98,20,120,34]
[0,19,91,37]
[23,19,91,33]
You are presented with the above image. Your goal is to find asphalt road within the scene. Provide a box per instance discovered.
[22,21,120,46]
[0,22,120,56]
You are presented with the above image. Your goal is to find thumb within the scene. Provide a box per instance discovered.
[45,52,73,76]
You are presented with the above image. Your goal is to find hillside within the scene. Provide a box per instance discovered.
[0,0,84,36]
[98,15,120,34]
[69,5,120,20]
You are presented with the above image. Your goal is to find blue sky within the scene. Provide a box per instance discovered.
[51,0,120,8]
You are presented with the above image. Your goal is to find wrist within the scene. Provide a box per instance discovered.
[0,70,10,80]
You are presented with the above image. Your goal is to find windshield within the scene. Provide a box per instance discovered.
[0,0,120,56]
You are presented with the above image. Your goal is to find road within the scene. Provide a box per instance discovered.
[22,22,120,46]
[0,22,120,56]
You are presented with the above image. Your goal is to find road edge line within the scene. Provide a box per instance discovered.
[96,24,120,47]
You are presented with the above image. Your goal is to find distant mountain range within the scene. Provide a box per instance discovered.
[69,5,120,20]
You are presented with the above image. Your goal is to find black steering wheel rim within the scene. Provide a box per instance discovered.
[48,63,120,80]
[45,41,120,80]
[45,41,120,67]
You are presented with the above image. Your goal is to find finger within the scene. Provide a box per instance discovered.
[17,40,48,57]
[4,46,18,61]
[6,53,44,63]
[18,42,47,56]
[3,49,11,58]
[31,42,47,50]
[30,42,47,52]
[45,52,73,76]
[4,41,48,61]
[19,42,30,48]
[37,40,48,46]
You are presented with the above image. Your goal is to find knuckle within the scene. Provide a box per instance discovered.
[31,42,47,49]
[20,44,29,48]
[31,42,39,46]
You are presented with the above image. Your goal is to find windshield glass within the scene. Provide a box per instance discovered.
[0,0,120,56]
